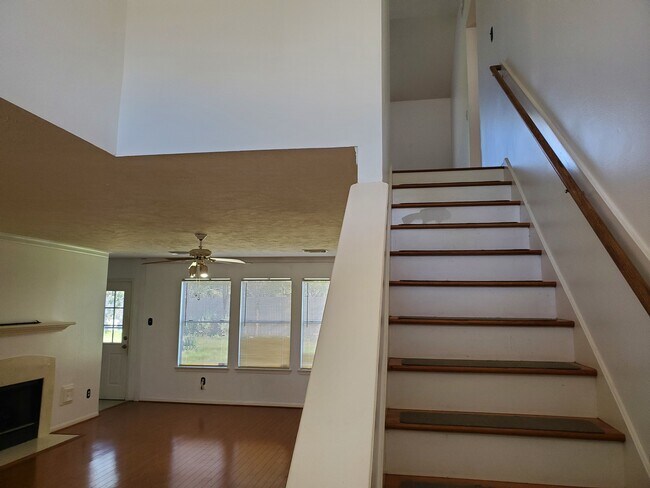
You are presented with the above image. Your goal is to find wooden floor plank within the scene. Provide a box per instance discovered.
[0,401,301,488]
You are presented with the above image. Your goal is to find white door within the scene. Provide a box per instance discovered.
[100,281,131,400]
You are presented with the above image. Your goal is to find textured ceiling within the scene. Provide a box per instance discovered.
[0,99,357,257]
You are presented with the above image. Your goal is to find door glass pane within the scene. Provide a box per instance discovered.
[178,280,231,367]
[103,327,114,343]
[301,280,330,369]
[113,308,124,326]
[103,288,126,344]
[239,280,291,368]
[104,308,114,326]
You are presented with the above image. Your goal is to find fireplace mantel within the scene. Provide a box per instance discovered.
[0,321,74,336]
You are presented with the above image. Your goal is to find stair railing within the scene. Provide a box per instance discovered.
[490,64,650,315]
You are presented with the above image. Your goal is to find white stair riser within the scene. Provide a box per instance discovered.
[393,185,512,204]
[390,255,542,281]
[388,324,573,361]
[384,430,624,488]
[391,228,530,251]
[387,372,597,417]
[392,205,520,225]
[389,286,556,318]
[393,168,506,185]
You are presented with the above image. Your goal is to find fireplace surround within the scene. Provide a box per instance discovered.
[0,356,55,444]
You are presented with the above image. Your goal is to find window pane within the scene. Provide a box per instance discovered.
[105,291,115,308]
[104,308,114,326]
[301,280,330,369]
[239,280,291,368]
[115,291,125,308]
[178,280,231,367]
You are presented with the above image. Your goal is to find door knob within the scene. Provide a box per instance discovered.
[121,344,128,350]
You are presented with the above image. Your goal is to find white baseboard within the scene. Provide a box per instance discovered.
[51,411,99,432]
[138,397,303,408]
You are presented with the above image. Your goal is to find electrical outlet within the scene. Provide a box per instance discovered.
[60,384,74,405]
[86,389,91,399]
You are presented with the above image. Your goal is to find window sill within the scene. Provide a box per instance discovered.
[235,367,292,374]
[297,369,312,375]
[175,366,229,372]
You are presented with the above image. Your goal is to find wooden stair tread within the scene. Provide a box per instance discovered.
[384,473,593,488]
[392,200,521,208]
[393,181,512,189]
[393,166,505,174]
[385,408,625,442]
[389,316,574,327]
[390,250,541,256]
[388,358,596,376]
[390,280,557,288]
[391,222,529,230]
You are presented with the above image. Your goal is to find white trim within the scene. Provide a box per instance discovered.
[506,159,650,478]
[175,366,229,372]
[501,62,650,263]
[0,232,108,258]
[138,397,303,408]
[235,367,292,374]
[51,412,99,431]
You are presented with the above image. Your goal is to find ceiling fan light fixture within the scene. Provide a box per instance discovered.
[198,262,209,279]
[188,261,198,279]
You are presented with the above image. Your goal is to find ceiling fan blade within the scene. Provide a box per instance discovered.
[142,257,195,264]
[209,257,246,264]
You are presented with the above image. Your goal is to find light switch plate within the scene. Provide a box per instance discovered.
[60,384,74,405]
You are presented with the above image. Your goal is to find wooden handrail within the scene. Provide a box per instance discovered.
[490,64,650,315]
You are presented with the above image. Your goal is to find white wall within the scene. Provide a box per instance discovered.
[390,15,456,101]
[108,258,333,407]
[0,0,127,154]
[450,0,470,167]
[477,0,649,267]
[116,0,386,182]
[0,235,108,430]
[474,1,650,477]
[390,99,452,170]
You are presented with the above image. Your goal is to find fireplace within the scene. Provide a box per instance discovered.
[0,378,43,451]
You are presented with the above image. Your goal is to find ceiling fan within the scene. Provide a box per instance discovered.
[143,233,245,278]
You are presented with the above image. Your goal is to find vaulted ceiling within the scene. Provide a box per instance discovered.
[0,99,356,257]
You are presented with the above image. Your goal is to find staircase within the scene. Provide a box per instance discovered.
[383,167,626,488]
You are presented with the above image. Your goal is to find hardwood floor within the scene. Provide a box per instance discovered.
[0,402,301,488]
